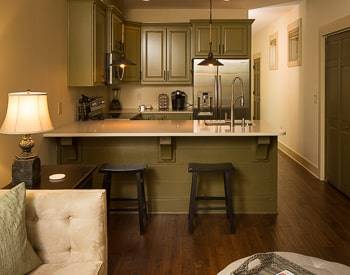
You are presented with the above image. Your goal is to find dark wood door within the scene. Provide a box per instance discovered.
[253,57,261,120]
[326,30,350,197]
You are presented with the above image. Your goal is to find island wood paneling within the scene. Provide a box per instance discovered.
[58,136,277,213]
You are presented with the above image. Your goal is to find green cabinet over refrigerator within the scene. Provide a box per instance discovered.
[191,20,254,59]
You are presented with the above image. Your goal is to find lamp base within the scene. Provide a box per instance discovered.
[12,156,41,188]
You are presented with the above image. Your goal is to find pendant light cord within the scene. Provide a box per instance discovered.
[209,0,212,51]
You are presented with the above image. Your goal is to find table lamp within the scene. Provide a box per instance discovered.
[0,90,54,186]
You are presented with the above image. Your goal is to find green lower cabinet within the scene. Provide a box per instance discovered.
[163,113,193,120]
[139,113,193,120]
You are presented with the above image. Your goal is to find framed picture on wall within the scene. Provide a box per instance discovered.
[288,18,302,67]
[269,32,278,70]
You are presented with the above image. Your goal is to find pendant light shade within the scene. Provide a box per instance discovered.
[198,0,223,67]
[112,52,136,68]
[198,50,223,66]
[110,23,136,80]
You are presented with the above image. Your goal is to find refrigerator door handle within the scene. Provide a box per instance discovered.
[214,75,218,118]
[218,75,222,119]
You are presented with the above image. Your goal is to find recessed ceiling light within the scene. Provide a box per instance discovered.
[224,0,231,2]
[143,0,150,2]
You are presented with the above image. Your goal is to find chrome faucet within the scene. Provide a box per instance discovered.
[230,76,245,128]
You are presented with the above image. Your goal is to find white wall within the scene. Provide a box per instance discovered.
[252,0,350,177]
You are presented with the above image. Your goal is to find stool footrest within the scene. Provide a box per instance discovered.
[196,196,226,201]
[197,206,227,211]
[109,207,139,212]
[110,197,138,201]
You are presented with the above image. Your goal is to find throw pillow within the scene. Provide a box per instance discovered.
[0,183,42,274]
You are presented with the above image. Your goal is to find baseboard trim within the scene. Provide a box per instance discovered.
[278,142,320,179]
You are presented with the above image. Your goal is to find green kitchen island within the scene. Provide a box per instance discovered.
[44,120,285,214]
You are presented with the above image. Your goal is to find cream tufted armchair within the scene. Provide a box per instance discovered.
[0,189,108,275]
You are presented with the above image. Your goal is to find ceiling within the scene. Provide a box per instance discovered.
[249,1,299,33]
[118,0,296,10]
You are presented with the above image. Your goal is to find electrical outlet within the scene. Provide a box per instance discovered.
[58,102,63,116]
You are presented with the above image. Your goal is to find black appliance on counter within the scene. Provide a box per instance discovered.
[78,94,105,120]
[171,90,187,111]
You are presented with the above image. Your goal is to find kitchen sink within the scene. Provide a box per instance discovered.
[204,120,253,126]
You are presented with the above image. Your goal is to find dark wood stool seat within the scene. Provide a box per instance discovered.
[188,162,234,172]
[99,163,148,234]
[100,164,146,173]
[188,162,235,234]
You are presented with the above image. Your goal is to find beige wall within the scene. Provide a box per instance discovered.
[0,0,119,187]
[0,0,72,187]
[251,0,350,178]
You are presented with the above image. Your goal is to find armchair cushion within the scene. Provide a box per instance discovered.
[0,183,42,274]
[29,261,103,275]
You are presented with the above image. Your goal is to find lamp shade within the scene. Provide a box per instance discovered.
[0,90,54,134]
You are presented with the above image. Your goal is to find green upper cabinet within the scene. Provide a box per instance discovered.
[192,24,221,57]
[141,24,191,85]
[141,26,167,83]
[123,22,141,82]
[221,23,250,57]
[166,26,191,83]
[191,20,253,59]
[107,7,141,83]
[68,0,107,87]
[107,6,122,52]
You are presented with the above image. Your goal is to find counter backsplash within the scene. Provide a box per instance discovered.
[117,84,193,110]
[74,84,194,120]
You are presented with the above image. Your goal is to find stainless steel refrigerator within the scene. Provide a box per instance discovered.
[193,59,250,120]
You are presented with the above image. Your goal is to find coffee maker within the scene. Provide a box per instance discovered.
[171,90,187,111]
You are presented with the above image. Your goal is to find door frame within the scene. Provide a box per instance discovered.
[252,53,261,120]
[319,15,350,181]
[253,56,261,120]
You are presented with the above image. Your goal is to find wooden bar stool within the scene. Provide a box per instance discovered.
[188,162,235,234]
[99,164,148,234]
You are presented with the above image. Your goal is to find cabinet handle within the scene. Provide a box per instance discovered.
[167,71,170,80]
[164,70,166,81]
[222,44,225,54]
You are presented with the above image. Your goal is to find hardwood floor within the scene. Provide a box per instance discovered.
[108,152,350,274]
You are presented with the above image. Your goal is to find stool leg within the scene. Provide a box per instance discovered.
[139,171,148,222]
[223,173,229,219]
[224,171,235,233]
[103,173,112,213]
[136,171,146,234]
[188,172,198,234]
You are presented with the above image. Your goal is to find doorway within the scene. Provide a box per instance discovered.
[325,30,350,197]
[253,57,261,120]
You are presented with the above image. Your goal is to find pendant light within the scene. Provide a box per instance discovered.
[198,0,223,66]
[112,23,136,80]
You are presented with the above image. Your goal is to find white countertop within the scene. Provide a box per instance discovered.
[108,108,193,114]
[44,120,286,137]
